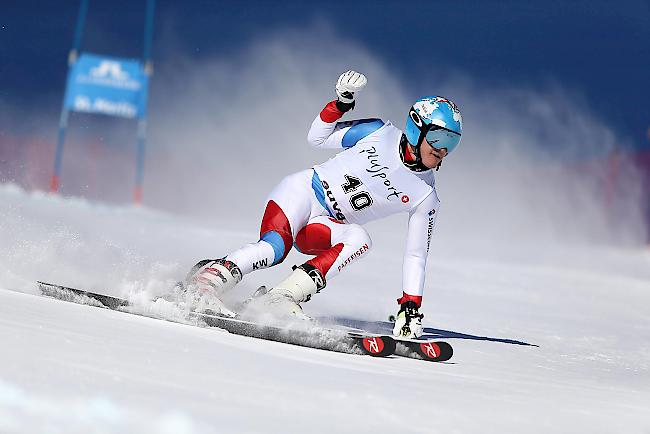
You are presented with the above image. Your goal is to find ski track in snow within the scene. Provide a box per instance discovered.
[1,183,649,433]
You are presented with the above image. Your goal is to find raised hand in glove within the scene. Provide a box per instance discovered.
[335,70,367,111]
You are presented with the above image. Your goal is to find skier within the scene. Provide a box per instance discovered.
[185,70,462,338]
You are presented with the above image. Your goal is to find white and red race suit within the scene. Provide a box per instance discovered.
[224,101,440,307]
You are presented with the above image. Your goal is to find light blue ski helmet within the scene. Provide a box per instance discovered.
[404,96,463,153]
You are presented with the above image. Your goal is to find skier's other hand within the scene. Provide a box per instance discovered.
[335,70,367,104]
[392,302,424,338]
[392,313,423,338]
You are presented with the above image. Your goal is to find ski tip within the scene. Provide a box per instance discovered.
[413,341,453,362]
[37,281,129,310]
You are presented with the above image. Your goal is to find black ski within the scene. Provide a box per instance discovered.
[197,312,396,357]
[37,281,396,358]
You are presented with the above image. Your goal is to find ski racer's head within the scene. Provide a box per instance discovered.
[404,96,462,169]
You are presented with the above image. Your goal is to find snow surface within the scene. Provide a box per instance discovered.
[1,183,649,433]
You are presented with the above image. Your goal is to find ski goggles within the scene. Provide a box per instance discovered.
[424,126,461,153]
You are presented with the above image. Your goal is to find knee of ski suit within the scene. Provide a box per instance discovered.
[259,200,294,265]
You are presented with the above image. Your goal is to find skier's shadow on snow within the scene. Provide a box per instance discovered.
[322,317,539,347]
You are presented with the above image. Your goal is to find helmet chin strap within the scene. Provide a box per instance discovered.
[399,134,431,172]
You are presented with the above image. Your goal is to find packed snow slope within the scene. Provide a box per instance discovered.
[1,183,649,434]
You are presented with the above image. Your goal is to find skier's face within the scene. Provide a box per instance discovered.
[419,137,448,168]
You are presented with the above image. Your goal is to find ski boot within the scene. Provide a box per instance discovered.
[183,258,242,317]
[248,264,325,321]
[392,301,424,338]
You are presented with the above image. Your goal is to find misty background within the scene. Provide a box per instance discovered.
[1,0,649,257]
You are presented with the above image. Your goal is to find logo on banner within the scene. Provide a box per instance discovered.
[78,60,141,90]
[91,61,129,81]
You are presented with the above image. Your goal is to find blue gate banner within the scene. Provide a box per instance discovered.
[64,53,149,119]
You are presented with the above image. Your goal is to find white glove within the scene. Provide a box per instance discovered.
[335,70,367,104]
